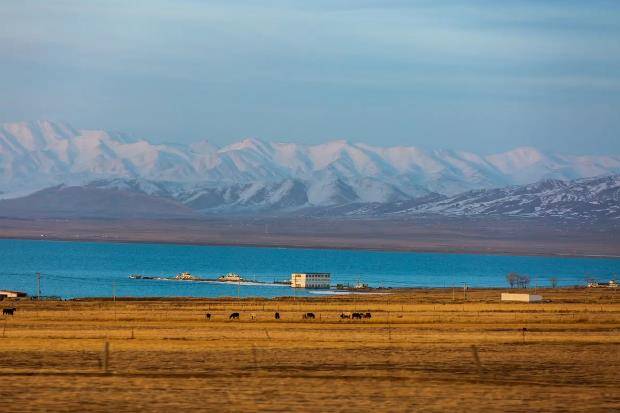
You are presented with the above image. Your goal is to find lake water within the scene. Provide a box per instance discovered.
[0,239,618,299]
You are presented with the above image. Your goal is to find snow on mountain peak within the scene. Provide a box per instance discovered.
[0,120,619,209]
[189,139,217,154]
[221,137,268,152]
[486,146,548,171]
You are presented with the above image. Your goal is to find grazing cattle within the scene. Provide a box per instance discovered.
[339,312,351,320]
[229,312,240,320]
[303,312,315,320]
[274,312,280,320]
[364,312,372,319]
[2,307,16,316]
[205,313,211,320]
[351,312,363,319]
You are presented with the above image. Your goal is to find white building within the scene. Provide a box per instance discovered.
[291,273,331,289]
[0,290,27,298]
[501,293,542,302]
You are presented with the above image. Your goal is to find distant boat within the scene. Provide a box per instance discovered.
[128,271,268,284]
[175,272,197,280]
[129,274,156,280]
[217,272,246,282]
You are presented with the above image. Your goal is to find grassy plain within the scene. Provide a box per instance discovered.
[0,288,619,412]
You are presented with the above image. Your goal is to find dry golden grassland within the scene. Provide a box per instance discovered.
[0,288,619,412]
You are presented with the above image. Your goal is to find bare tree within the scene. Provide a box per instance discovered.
[518,275,531,289]
[506,272,520,288]
[549,277,558,288]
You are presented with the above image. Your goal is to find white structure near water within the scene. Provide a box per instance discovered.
[501,293,543,302]
[218,272,243,282]
[291,273,331,289]
[0,290,27,298]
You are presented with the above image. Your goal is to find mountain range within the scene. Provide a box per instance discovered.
[0,120,619,219]
[312,175,620,221]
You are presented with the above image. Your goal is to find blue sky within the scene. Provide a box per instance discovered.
[1,0,619,154]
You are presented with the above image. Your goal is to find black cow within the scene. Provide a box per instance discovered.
[364,312,372,319]
[229,312,240,320]
[205,313,211,320]
[303,312,315,320]
[351,312,363,319]
[274,312,280,320]
[2,307,16,316]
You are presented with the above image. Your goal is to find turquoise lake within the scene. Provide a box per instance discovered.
[0,239,618,298]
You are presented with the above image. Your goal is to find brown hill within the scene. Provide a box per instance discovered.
[0,185,197,219]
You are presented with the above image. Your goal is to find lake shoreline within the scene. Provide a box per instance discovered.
[1,236,617,299]
[63,286,589,301]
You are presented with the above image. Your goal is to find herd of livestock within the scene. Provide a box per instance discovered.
[204,311,372,321]
[2,307,372,321]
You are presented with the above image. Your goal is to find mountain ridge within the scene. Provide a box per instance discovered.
[1,120,619,210]
[0,174,617,221]
[314,175,620,221]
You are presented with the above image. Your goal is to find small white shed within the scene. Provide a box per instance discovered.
[501,293,542,302]
[0,290,27,298]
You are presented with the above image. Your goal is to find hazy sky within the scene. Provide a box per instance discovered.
[1,0,619,153]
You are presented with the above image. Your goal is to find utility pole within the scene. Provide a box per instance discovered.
[112,281,117,321]
[36,272,41,300]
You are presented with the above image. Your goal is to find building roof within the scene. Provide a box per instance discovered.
[0,290,28,295]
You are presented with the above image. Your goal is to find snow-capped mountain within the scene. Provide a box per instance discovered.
[1,120,619,209]
[3,174,616,220]
[325,175,620,221]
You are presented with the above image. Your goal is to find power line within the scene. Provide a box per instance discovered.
[36,272,41,300]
